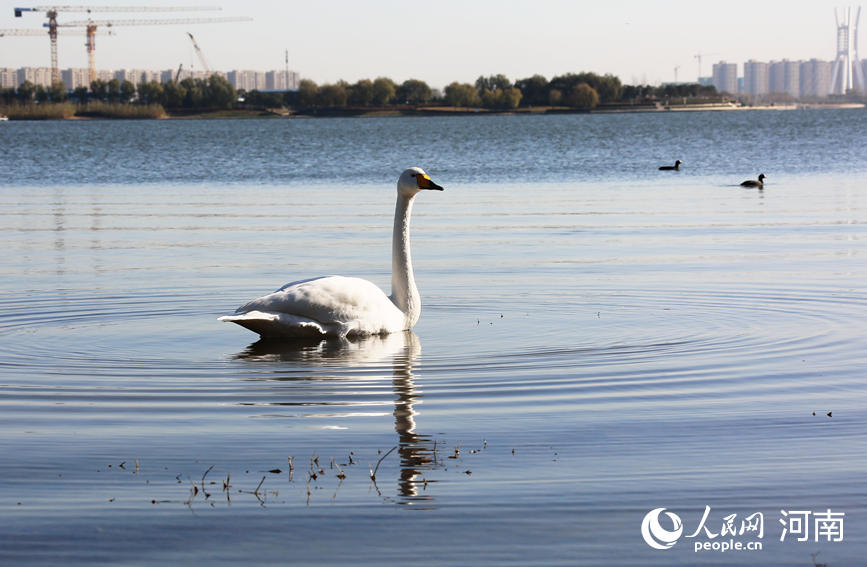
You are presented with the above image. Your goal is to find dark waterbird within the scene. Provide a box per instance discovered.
[740,173,766,188]
[658,160,682,171]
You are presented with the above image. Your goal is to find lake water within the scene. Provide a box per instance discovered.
[1,110,866,566]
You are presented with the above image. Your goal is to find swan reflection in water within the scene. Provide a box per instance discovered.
[234,331,437,505]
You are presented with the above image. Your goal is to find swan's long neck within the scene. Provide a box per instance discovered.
[390,193,421,327]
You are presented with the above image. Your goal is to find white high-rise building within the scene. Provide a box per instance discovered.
[1,68,18,88]
[1,66,298,90]
[712,61,738,94]
[769,60,800,98]
[265,70,299,90]
[61,68,90,89]
[17,67,53,87]
[799,59,833,98]
[227,70,267,91]
[743,60,770,97]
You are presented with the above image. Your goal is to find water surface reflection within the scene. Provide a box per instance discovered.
[234,332,438,505]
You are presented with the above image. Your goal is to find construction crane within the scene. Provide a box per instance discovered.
[186,32,210,75]
[57,15,250,84]
[0,27,93,85]
[693,52,720,82]
[12,5,243,84]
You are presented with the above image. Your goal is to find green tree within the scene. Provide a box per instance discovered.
[1,87,17,104]
[162,80,187,107]
[594,73,622,102]
[444,82,479,107]
[119,80,136,103]
[371,77,396,105]
[72,85,89,102]
[90,79,108,101]
[499,86,522,108]
[565,83,598,109]
[475,74,511,93]
[548,88,562,106]
[297,78,318,106]
[136,80,163,105]
[107,78,121,102]
[550,72,621,103]
[35,85,49,103]
[180,78,204,107]
[49,81,68,102]
[395,78,431,104]
[620,84,653,103]
[17,80,36,103]
[204,74,236,108]
[316,83,348,107]
[246,89,283,108]
[480,86,522,109]
[348,79,374,106]
[514,74,548,106]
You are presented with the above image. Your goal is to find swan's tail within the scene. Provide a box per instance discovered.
[219,311,329,339]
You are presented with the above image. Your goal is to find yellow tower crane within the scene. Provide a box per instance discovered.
[58,15,250,83]
[0,27,93,86]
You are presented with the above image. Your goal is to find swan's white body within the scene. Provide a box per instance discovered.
[220,167,442,339]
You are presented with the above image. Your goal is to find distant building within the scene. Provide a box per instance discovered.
[161,69,177,83]
[61,68,90,89]
[114,69,164,86]
[769,60,800,98]
[799,59,833,98]
[265,69,299,91]
[712,61,738,94]
[17,67,53,88]
[227,70,267,91]
[743,60,769,97]
[1,67,17,89]
[858,59,867,93]
[1,66,298,91]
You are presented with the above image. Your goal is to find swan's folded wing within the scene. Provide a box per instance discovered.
[225,275,406,336]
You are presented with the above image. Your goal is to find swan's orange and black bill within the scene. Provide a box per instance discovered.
[416,173,444,191]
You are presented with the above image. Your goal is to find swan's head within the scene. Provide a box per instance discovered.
[398,167,444,198]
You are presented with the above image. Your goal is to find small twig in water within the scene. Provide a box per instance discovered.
[202,465,214,487]
[254,476,266,496]
[334,459,346,480]
[370,446,398,481]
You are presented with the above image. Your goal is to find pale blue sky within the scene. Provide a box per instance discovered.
[0,0,859,87]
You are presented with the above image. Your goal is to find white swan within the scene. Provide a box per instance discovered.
[220,167,443,339]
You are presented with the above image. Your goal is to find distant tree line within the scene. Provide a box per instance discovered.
[1,71,719,112]
[1,75,237,109]
[286,72,717,110]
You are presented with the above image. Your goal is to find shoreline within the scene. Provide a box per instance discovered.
[277,101,864,118]
[1,102,863,121]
